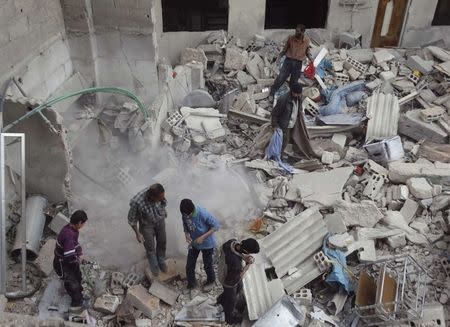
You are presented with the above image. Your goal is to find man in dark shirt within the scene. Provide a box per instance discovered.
[53,210,88,312]
[271,83,303,153]
[270,24,313,97]
[128,183,167,276]
[217,238,260,324]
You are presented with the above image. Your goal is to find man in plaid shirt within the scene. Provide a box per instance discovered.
[128,183,167,276]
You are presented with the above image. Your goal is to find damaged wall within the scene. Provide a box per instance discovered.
[401,0,450,47]
[0,0,73,99]
[61,0,159,103]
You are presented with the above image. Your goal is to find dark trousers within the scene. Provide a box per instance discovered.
[53,258,83,307]
[141,220,166,260]
[270,57,303,96]
[281,128,291,154]
[186,247,215,287]
[217,282,245,324]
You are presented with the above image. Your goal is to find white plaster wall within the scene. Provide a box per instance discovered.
[228,0,266,41]
[401,0,450,47]
[326,0,379,48]
[158,31,213,64]
[0,0,73,99]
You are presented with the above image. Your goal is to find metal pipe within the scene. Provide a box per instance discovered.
[0,134,6,294]
[11,195,47,262]
[20,135,26,292]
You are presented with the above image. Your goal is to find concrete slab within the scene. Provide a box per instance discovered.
[126,285,160,319]
[148,281,179,306]
[398,109,448,144]
[335,200,383,228]
[388,161,450,184]
[224,47,249,71]
[285,167,354,207]
[400,198,419,224]
[324,212,347,234]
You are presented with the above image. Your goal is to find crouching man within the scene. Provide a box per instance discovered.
[217,238,260,324]
[53,210,88,312]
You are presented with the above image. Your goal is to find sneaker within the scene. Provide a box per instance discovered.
[69,305,83,314]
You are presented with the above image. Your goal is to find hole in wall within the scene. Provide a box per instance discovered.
[432,0,450,26]
[265,0,329,29]
[265,267,278,281]
[162,0,229,32]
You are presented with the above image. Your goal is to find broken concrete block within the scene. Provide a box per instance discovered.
[334,72,350,84]
[328,233,354,251]
[363,173,385,200]
[293,289,312,306]
[49,212,69,234]
[246,52,263,80]
[324,212,347,234]
[398,110,448,144]
[93,294,120,314]
[386,233,406,249]
[331,133,347,149]
[224,47,249,71]
[35,239,56,276]
[313,251,332,273]
[407,177,434,199]
[382,211,428,245]
[126,285,160,319]
[366,79,382,91]
[410,221,430,235]
[335,200,383,228]
[122,273,140,289]
[347,48,373,63]
[236,70,256,88]
[148,281,179,306]
[406,55,433,75]
[135,319,152,327]
[345,239,377,262]
[347,68,361,81]
[346,56,368,73]
[388,161,450,184]
[302,97,320,116]
[321,151,334,165]
[379,71,396,82]
[180,48,207,69]
[400,198,419,224]
[332,61,344,72]
[420,106,445,123]
[373,49,395,64]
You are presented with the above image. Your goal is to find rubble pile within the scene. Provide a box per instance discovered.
[1,30,450,327]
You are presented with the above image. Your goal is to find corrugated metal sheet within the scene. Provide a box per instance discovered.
[365,93,400,142]
[243,263,285,321]
[282,256,322,295]
[259,207,328,279]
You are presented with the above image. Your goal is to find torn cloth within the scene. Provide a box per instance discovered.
[291,108,320,159]
[265,128,293,173]
[322,236,355,293]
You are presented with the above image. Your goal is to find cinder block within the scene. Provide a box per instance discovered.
[148,280,179,306]
[93,294,120,314]
[161,111,183,132]
[406,55,433,75]
[49,212,70,234]
[345,56,367,73]
[122,272,140,289]
[363,173,385,200]
[420,107,445,123]
[35,239,56,276]
[313,251,332,273]
[293,288,312,306]
[321,151,334,165]
[302,97,319,117]
[126,285,160,318]
[111,272,125,290]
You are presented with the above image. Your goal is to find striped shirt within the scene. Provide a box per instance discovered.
[54,224,82,264]
[128,188,167,227]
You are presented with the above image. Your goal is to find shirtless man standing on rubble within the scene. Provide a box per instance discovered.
[270,24,313,98]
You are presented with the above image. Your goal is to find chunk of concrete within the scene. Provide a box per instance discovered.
[321,151,334,165]
[399,109,448,144]
[400,198,419,223]
[382,211,428,245]
[285,167,354,207]
[373,49,395,64]
[407,177,434,199]
[93,294,120,314]
[324,212,347,234]
[126,285,160,319]
[328,233,354,250]
[335,200,383,228]
[246,52,263,80]
[386,233,407,248]
[388,161,450,184]
[347,68,361,81]
[35,239,56,277]
[148,281,179,306]
[180,48,207,69]
[379,71,396,82]
[185,61,205,90]
[344,239,377,262]
[331,133,347,149]
[236,70,256,87]
[49,212,69,234]
[224,47,249,71]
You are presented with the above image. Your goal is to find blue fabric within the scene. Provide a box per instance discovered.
[319,81,366,116]
[265,128,294,173]
[322,235,355,292]
[183,206,220,250]
[315,59,332,78]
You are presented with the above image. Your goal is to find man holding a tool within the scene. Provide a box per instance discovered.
[180,199,220,291]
